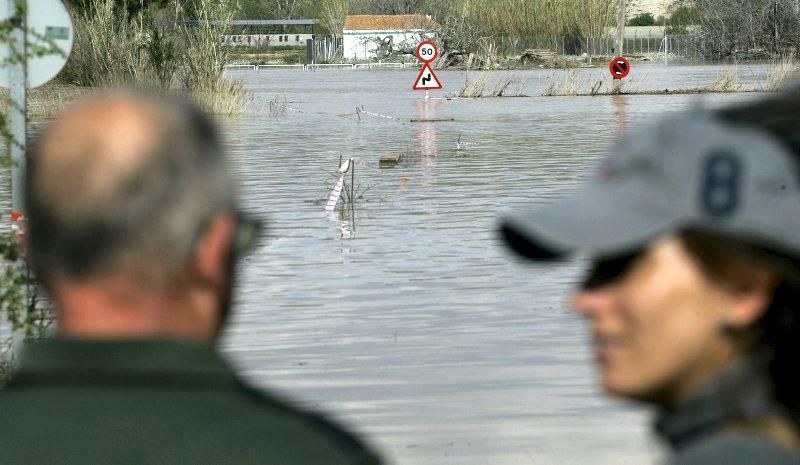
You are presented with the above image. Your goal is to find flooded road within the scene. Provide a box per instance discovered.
[1,63,768,464]
[219,63,765,465]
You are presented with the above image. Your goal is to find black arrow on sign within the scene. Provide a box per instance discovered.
[422,73,431,85]
[613,61,627,75]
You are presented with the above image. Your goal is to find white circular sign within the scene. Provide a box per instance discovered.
[416,41,438,63]
[0,0,74,89]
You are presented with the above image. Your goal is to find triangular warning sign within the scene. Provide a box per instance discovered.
[413,64,443,90]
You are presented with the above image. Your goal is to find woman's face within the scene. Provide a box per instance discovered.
[572,235,756,406]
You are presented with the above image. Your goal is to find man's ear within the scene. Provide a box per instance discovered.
[193,212,237,285]
[725,269,778,330]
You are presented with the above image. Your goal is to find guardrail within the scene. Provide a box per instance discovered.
[257,64,305,70]
[223,64,257,71]
[225,62,420,72]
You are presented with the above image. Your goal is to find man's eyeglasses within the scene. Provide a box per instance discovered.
[232,213,264,259]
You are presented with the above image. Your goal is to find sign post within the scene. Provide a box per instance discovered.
[614,0,625,93]
[1,0,73,356]
[1,0,73,210]
[413,40,442,99]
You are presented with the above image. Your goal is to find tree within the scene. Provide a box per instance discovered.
[627,12,656,26]
[685,0,800,58]
[315,0,349,36]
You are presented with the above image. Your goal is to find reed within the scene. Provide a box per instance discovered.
[708,66,741,92]
[541,69,581,96]
[55,0,247,115]
[765,58,798,92]
[458,72,490,98]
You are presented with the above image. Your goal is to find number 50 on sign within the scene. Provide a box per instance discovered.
[415,40,438,63]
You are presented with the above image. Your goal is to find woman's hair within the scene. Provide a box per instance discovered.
[680,231,800,421]
[678,91,800,425]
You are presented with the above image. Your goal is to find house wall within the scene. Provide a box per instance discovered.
[343,29,426,60]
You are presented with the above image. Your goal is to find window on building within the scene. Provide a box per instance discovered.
[296,35,300,42]
[279,35,282,42]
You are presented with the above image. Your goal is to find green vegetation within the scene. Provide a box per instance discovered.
[57,0,245,114]
[627,13,657,27]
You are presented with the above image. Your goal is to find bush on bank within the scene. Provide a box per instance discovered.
[56,0,244,115]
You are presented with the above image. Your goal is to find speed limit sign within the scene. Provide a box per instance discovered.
[415,40,438,63]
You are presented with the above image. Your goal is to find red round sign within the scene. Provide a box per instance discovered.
[415,40,438,63]
[609,56,631,79]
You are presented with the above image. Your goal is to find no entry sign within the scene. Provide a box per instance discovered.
[609,56,631,79]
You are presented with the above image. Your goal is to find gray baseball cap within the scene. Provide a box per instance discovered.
[499,112,800,260]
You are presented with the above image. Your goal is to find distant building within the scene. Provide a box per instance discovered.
[342,14,436,60]
[218,19,317,48]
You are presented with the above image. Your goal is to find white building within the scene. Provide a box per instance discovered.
[342,15,436,61]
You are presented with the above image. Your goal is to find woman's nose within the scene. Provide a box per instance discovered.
[571,287,616,318]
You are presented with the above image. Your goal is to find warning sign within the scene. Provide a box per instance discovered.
[413,63,443,90]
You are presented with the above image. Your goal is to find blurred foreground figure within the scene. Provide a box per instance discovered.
[0,92,381,465]
[500,94,800,464]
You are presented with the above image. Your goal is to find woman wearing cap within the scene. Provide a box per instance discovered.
[500,95,800,464]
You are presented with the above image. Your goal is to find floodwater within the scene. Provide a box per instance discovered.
[1,63,770,464]
[219,63,766,465]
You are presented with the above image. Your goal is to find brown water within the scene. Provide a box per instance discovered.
[2,63,769,464]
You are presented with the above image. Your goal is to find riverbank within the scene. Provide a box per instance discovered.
[1,83,251,119]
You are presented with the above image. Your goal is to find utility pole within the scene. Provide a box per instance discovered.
[614,0,626,93]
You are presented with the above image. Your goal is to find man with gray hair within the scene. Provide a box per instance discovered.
[0,92,382,465]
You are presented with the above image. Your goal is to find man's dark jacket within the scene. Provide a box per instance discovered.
[0,338,382,465]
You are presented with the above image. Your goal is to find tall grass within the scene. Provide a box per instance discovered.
[765,58,798,92]
[542,69,581,96]
[709,66,741,92]
[56,0,246,114]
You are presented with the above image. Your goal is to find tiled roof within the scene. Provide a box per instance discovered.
[343,15,435,31]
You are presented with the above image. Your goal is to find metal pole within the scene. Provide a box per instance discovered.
[614,0,625,93]
[6,0,28,360]
[350,158,354,208]
[8,0,27,213]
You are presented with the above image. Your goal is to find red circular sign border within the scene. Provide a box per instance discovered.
[416,40,439,63]
[609,56,631,79]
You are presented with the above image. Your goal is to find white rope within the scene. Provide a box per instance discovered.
[356,106,403,122]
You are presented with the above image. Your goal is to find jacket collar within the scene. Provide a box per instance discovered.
[654,355,782,449]
[8,337,239,389]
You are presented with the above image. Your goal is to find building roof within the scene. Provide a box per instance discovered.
[343,15,435,31]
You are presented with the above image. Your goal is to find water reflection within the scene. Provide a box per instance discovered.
[612,94,630,136]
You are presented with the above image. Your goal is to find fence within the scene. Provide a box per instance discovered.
[308,36,343,64]
[499,34,702,59]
